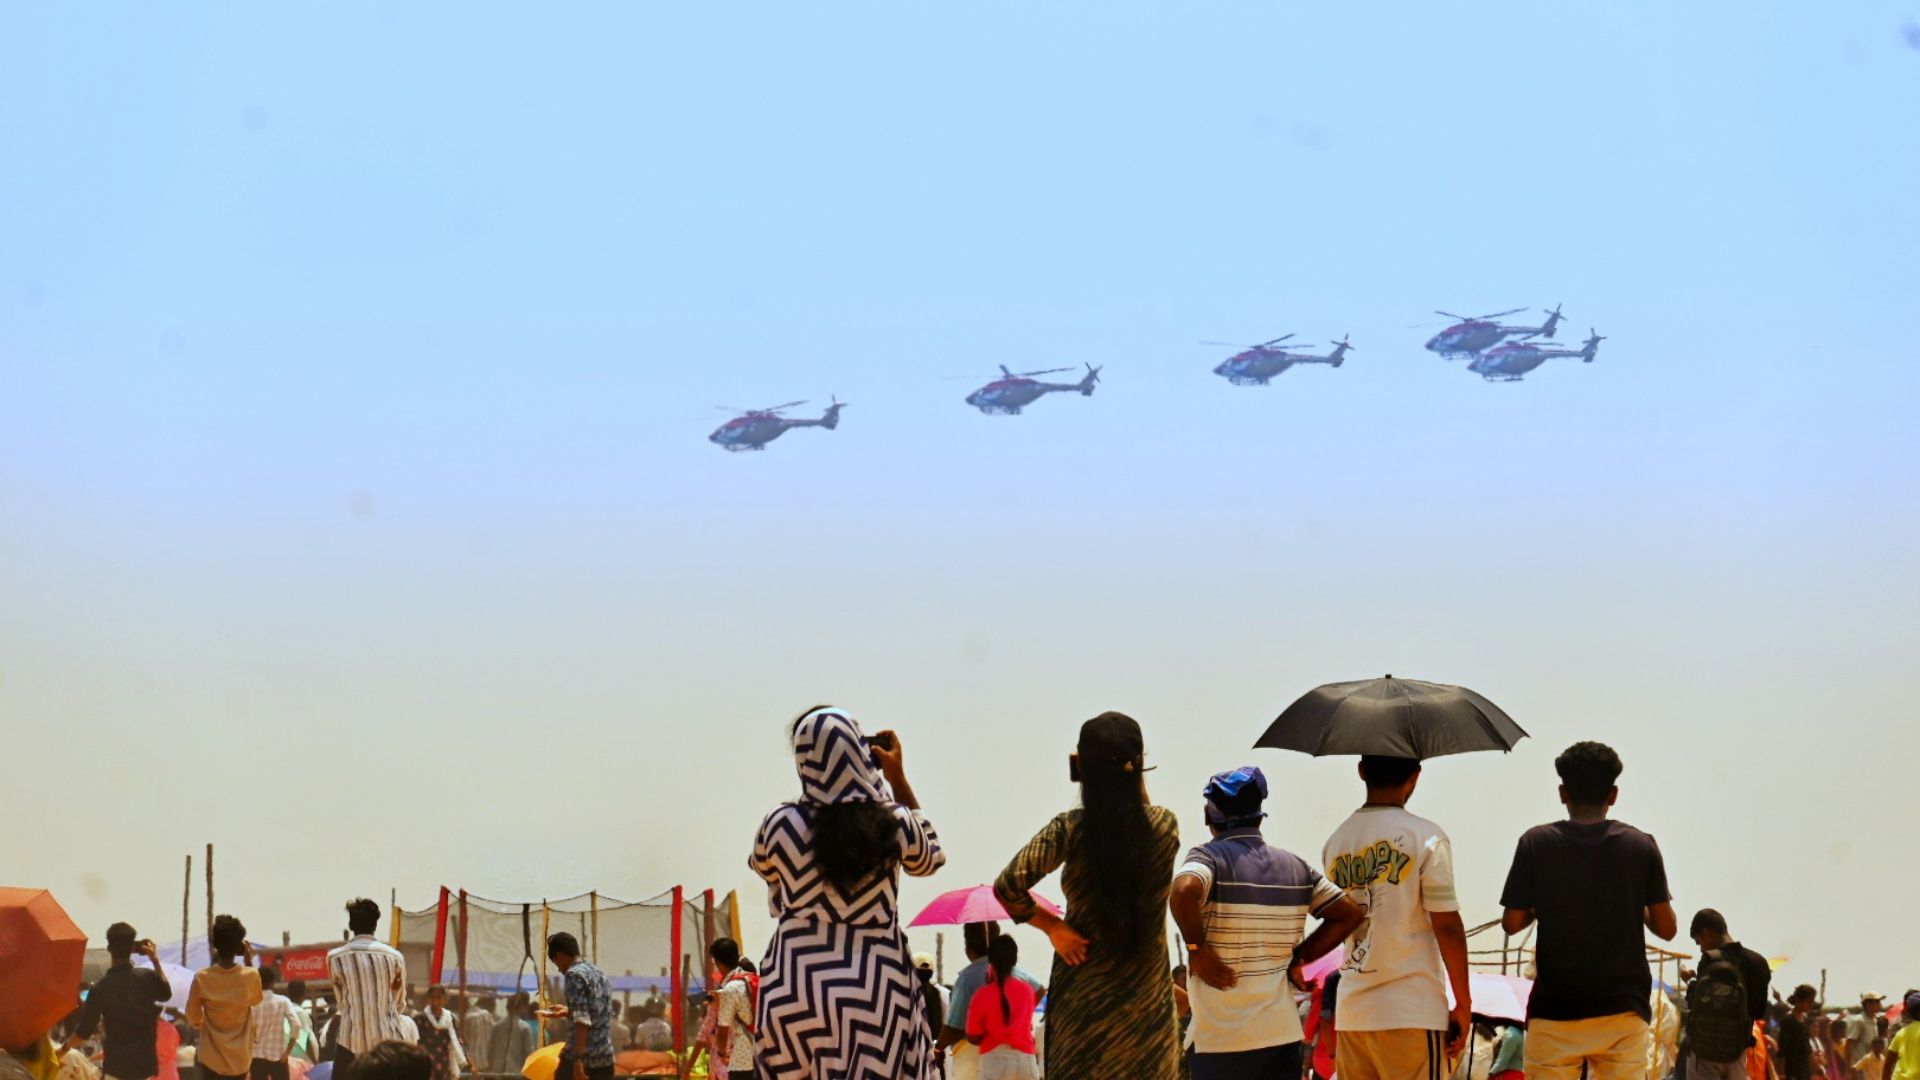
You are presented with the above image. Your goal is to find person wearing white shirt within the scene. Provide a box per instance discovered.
[1321,756,1473,1080]
[458,999,494,1074]
[248,968,302,1080]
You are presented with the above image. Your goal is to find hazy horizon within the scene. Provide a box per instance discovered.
[4,1,1917,1003]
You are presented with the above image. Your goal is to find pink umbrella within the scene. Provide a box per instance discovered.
[908,885,1063,927]
[1299,946,1345,986]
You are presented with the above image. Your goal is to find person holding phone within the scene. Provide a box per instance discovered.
[187,916,263,1080]
[67,924,172,1080]
[751,707,946,1079]
[992,711,1183,1079]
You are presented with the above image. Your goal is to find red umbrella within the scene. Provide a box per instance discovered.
[0,887,88,1050]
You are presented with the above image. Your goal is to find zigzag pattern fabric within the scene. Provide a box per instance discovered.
[751,708,947,1079]
[791,707,888,806]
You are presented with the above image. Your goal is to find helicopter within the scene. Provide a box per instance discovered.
[1424,305,1565,359]
[1207,334,1353,386]
[963,364,1101,415]
[1467,330,1604,382]
[708,398,845,451]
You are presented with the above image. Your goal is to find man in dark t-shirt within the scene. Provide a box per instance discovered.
[66,923,173,1080]
[1777,985,1817,1080]
[1500,741,1677,1080]
[1682,909,1772,1080]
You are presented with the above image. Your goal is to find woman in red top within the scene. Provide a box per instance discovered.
[966,937,1038,1080]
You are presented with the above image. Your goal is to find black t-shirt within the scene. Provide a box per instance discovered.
[1500,818,1671,1022]
[1779,1014,1812,1080]
[73,965,170,1080]
[1712,942,1772,1022]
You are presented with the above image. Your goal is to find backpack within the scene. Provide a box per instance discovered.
[1686,949,1752,1063]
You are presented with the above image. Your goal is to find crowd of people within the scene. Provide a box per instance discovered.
[11,707,1919,1080]
[734,707,1919,1080]
[24,903,703,1080]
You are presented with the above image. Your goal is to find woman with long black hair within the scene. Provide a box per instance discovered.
[993,711,1181,1079]
[751,707,946,1079]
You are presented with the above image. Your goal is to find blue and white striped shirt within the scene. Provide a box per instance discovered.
[1178,829,1343,1054]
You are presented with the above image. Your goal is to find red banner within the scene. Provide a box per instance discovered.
[257,947,330,983]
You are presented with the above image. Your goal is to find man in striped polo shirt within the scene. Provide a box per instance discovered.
[1172,766,1363,1080]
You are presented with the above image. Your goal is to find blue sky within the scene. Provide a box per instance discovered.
[4,2,1917,994]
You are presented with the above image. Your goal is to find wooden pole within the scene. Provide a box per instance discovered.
[182,855,192,965]
[205,843,214,946]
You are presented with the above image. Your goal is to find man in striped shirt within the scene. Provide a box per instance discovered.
[248,967,302,1080]
[1171,766,1363,1080]
[326,899,412,1080]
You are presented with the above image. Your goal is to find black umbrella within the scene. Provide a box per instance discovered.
[1255,675,1527,759]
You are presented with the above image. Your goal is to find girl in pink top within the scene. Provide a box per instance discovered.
[966,936,1039,1080]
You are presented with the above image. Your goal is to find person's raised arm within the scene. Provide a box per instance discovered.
[142,941,173,1002]
[866,731,917,811]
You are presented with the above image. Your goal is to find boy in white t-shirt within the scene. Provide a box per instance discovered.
[1321,755,1472,1080]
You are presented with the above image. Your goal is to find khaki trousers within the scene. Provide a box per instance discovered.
[1524,1013,1651,1080]
[1335,1029,1449,1080]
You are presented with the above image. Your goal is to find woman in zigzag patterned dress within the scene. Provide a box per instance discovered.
[751,707,947,1080]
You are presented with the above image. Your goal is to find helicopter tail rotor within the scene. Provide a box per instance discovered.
[821,396,847,428]
[1581,329,1605,362]
[1078,364,1102,395]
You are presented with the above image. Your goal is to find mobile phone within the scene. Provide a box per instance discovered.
[1068,753,1081,783]
[864,732,896,755]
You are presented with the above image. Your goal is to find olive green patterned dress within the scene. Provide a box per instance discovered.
[994,805,1182,1080]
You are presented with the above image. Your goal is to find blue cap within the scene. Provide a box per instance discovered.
[1203,766,1269,827]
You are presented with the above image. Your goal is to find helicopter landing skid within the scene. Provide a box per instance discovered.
[975,405,1023,416]
[1226,375,1271,387]
[721,442,768,452]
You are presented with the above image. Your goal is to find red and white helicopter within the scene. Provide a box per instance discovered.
[708,398,845,451]
[1424,304,1565,359]
[1206,334,1353,386]
[1467,329,1603,382]
[963,364,1101,415]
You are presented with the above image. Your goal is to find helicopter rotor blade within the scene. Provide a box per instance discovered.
[1434,311,1475,322]
[1478,307,1528,320]
[1017,367,1075,377]
[761,400,808,412]
[1255,334,1297,347]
